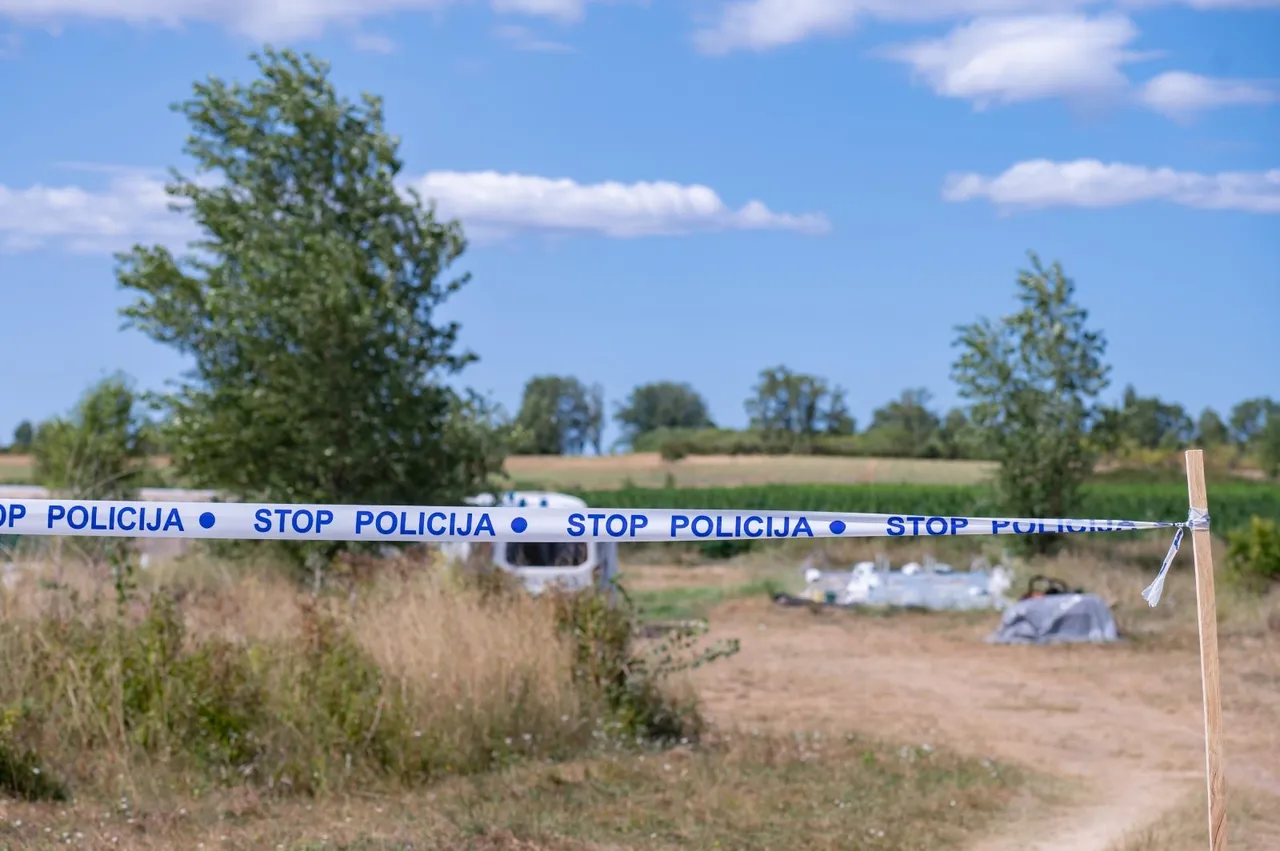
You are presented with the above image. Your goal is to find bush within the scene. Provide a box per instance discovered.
[30,374,154,502]
[1225,516,1280,593]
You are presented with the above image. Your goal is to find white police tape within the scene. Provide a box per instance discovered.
[1,498,1183,544]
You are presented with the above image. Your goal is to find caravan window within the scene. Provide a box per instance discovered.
[504,542,589,568]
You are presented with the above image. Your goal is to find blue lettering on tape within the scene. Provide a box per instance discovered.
[254,507,335,535]
[352,510,494,538]
[0,503,26,528]
[669,514,813,539]
[46,503,184,533]
[566,512,649,538]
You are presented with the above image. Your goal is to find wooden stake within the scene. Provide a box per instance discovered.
[1186,448,1227,850]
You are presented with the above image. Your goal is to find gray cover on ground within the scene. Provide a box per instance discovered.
[985,594,1119,645]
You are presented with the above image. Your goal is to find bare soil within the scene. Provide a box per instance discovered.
[688,596,1280,850]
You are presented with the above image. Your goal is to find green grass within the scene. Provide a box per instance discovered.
[627,579,783,622]
[0,732,1026,851]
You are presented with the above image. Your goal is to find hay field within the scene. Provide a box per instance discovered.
[0,452,997,490]
[505,452,997,490]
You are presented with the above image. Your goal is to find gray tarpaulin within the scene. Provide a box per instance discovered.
[985,594,1120,645]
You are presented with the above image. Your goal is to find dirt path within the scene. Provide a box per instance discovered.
[688,599,1280,851]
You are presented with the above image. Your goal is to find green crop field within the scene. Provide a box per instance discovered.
[567,481,1280,534]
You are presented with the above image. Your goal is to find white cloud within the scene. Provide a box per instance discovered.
[492,23,575,52]
[880,14,1152,109]
[0,0,601,40]
[0,170,196,254]
[491,0,590,24]
[1138,71,1278,120]
[410,171,829,237]
[0,167,828,253]
[692,0,1280,55]
[351,32,397,54]
[942,158,1280,213]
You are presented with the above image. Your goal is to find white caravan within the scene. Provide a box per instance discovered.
[440,490,620,596]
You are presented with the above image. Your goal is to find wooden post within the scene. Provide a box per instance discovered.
[1186,449,1227,850]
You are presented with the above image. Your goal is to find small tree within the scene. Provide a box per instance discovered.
[114,48,506,571]
[1258,410,1280,480]
[32,375,151,501]
[864,388,942,457]
[951,253,1110,552]
[1228,397,1276,446]
[514,376,599,455]
[10,420,33,453]
[1196,408,1230,449]
[614,381,714,446]
[745,366,854,443]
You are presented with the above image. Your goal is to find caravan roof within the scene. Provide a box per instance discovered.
[465,490,588,511]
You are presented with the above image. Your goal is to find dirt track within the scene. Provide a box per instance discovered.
[689,599,1280,851]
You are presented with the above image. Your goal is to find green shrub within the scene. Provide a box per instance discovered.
[1225,516,1280,593]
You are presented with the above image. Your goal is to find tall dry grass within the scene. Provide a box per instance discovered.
[0,547,699,804]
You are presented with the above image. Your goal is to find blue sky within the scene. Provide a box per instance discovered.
[0,0,1277,449]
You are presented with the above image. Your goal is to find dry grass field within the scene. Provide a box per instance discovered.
[505,452,997,490]
[1,534,1277,850]
[0,452,997,489]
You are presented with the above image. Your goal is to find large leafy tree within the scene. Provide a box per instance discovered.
[115,48,506,520]
[952,253,1110,551]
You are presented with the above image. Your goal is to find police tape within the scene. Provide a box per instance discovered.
[1,497,1190,542]
[0,498,1206,607]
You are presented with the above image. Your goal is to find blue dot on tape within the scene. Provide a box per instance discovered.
[511,517,528,534]
[199,511,216,530]
[829,520,846,535]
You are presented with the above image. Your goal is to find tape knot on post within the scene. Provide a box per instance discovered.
[1142,508,1209,608]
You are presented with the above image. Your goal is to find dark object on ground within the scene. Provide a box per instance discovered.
[1019,574,1085,601]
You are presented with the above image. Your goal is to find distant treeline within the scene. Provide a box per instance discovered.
[493,369,1279,475]
[5,370,1277,473]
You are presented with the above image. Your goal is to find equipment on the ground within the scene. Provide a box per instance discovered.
[785,553,1015,612]
[1019,574,1085,601]
[986,592,1119,645]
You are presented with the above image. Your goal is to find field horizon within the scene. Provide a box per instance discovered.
[2,449,1268,491]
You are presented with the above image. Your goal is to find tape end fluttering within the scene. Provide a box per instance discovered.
[1142,508,1209,608]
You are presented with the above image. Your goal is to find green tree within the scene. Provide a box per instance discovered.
[1228,397,1277,446]
[10,420,33,453]
[936,407,990,460]
[114,49,506,559]
[514,376,601,455]
[1112,385,1194,450]
[585,382,606,456]
[614,381,714,446]
[864,388,942,457]
[951,253,1110,552]
[1259,409,1280,480]
[745,366,854,443]
[32,374,150,501]
[1196,408,1229,448]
